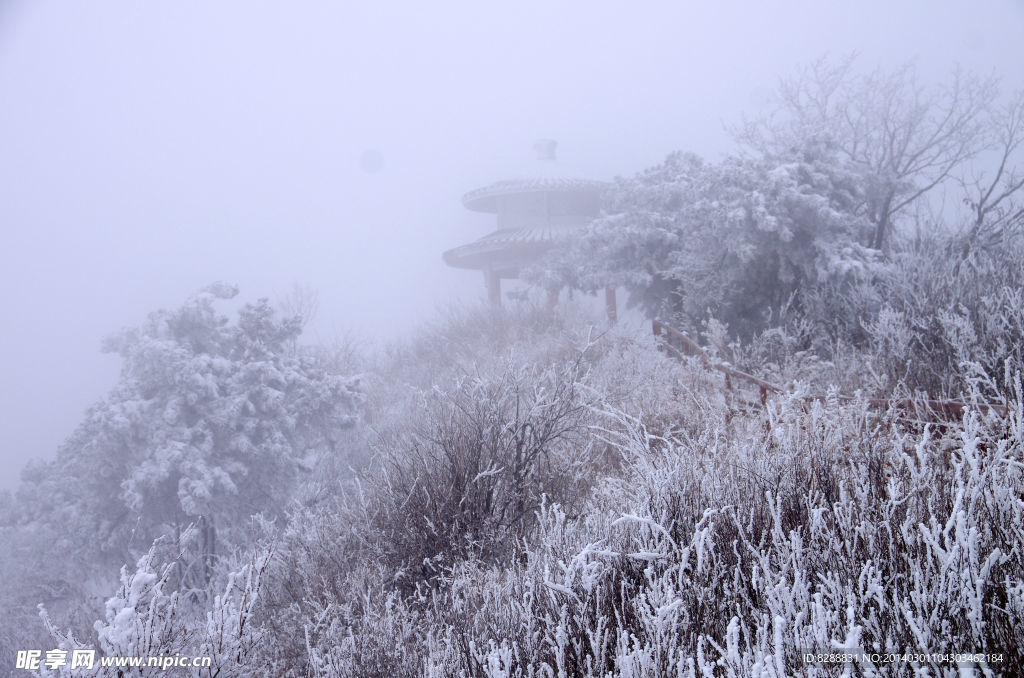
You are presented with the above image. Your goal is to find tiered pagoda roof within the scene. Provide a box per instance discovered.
[443,141,608,285]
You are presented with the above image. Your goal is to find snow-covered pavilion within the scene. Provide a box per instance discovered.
[443,140,615,318]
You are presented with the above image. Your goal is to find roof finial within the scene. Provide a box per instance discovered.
[534,139,557,161]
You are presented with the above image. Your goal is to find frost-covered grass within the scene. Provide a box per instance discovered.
[420,395,1023,676]
[12,299,1024,677]
[285,373,1024,677]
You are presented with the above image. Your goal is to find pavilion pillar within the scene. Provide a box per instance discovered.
[605,286,617,325]
[486,269,502,306]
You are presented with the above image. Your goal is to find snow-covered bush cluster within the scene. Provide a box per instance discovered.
[36,542,271,678]
[251,346,1023,677]
[0,291,1021,676]
[418,389,1024,676]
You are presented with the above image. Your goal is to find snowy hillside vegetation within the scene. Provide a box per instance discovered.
[2,295,1019,677]
[260,311,1024,677]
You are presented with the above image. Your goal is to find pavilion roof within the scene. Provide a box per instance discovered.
[442,224,574,271]
[461,177,608,213]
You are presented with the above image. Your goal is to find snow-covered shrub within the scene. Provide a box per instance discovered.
[864,233,1024,398]
[253,310,711,677]
[726,229,1024,401]
[303,587,425,678]
[38,541,272,677]
[367,375,1024,676]
[0,520,93,675]
[252,496,383,676]
[370,356,595,589]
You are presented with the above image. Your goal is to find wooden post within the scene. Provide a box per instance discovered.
[605,286,617,325]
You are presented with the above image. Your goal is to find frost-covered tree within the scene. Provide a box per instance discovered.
[738,57,1018,251]
[18,283,359,581]
[536,141,874,338]
[536,60,1023,342]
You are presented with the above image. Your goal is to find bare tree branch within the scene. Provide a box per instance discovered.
[959,89,1024,254]
[739,57,999,251]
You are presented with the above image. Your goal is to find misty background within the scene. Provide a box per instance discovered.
[1,0,1023,490]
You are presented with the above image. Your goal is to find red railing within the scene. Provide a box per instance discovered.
[652,319,1008,420]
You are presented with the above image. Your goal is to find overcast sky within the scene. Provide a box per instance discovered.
[2,0,1022,490]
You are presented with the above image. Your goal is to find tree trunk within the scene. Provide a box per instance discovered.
[200,514,216,585]
[870,193,894,250]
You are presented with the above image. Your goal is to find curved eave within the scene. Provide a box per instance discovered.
[462,178,609,212]
[443,240,556,271]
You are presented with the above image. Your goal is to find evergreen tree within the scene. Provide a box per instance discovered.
[18,283,359,582]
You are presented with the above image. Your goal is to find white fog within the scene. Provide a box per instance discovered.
[1,1,1023,675]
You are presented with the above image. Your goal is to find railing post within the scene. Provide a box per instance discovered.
[605,286,617,325]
